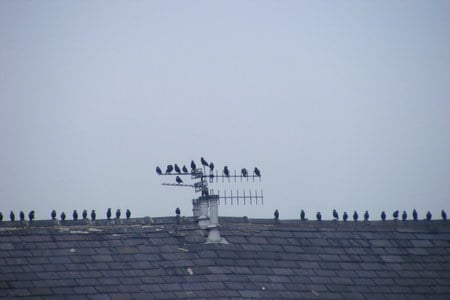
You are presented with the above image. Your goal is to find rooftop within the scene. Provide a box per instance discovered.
[1,217,449,299]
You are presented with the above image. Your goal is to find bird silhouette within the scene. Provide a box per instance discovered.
[28,211,35,221]
[19,211,25,221]
[61,212,66,221]
[176,176,183,184]
[182,165,188,173]
[353,211,358,221]
[166,165,174,173]
[332,209,339,220]
[343,212,348,222]
[412,209,418,221]
[156,166,162,175]
[107,208,112,220]
[254,167,261,177]
[126,209,131,219]
[82,210,88,220]
[442,210,447,221]
[209,162,214,172]
[174,164,181,174]
[0,212,2,222]
[402,211,407,221]
[393,210,399,220]
[223,166,230,177]
[190,160,196,171]
[116,209,121,219]
[51,210,57,220]
[364,211,369,221]
[10,211,15,221]
[300,209,305,221]
[316,212,322,221]
[241,168,248,177]
[175,207,181,215]
[274,209,279,220]
[201,157,208,167]
[381,211,386,221]
[426,211,432,221]
[91,210,96,221]
[73,210,78,221]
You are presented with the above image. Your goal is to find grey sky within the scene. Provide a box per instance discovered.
[1,1,449,220]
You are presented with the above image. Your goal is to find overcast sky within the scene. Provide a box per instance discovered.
[1,0,449,221]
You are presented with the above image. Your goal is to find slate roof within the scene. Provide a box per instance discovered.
[0,217,449,299]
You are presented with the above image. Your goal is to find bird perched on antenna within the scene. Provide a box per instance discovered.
[254,167,261,177]
[126,209,131,219]
[182,165,188,173]
[442,210,447,221]
[393,210,399,220]
[73,210,78,221]
[343,212,348,222]
[51,210,57,220]
[156,166,162,175]
[190,160,196,172]
[412,209,418,221]
[10,211,15,221]
[176,176,183,184]
[209,162,214,172]
[107,208,112,220]
[300,209,305,221]
[28,211,35,221]
[19,211,25,221]
[364,211,369,221]
[353,211,358,221]
[201,157,208,167]
[332,209,339,220]
[316,212,322,221]
[402,211,407,221]
[176,207,181,215]
[174,164,181,174]
[381,211,386,221]
[91,210,96,221]
[274,209,279,220]
[82,210,88,220]
[426,211,432,221]
[166,165,173,174]
[241,168,248,177]
[223,166,230,177]
[60,212,66,221]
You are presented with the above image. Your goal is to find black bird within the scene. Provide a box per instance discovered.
[343,212,348,222]
[364,211,369,221]
[176,176,183,184]
[353,211,358,221]
[174,164,181,174]
[241,168,248,177]
[316,212,322,221]
[60,212,66,221]
[300,209,305,221]
[182,165,188,173]
[442,210,447,221]
[402,211,407,221]
[254,167,261,177]
[0,212,2,222]
[393,210,399,220]
[156,166,162,175]
[73,210,78,221]
[381,211,386,221]
[10,211,15,221]
[116,209,121,219]
[107,208,112,220]
[426,211,432,221]
[51,210,57,220]
[190,160,196,171]
[82,210,88,220]
[175,207,181,215]
[19,211,25,221]
[332,209,339,220]
[91,210,96,221]
[28,211,35,221]
[412,209,418,221]
[274,209,279,220]
[166,165,174,174]
[126,209,131,219]
[223,166,230,177]
[209,162,214,171]
[201,157,208,167]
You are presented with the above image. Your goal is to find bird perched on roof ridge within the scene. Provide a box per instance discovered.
[442,210,447,221]
[381,211,386,221]
[300,209,305,221]
[332,209,339,220]
[353,211,358,221]
[0,212,3,222]
[402,211,407,221]
[28,211,35,222]
[176,176,183,184]
[73,210,78,221]
[19,211,25,221]
[60,212,66,221]
[51,210,57,220]
[156,166,162,175]
[174,164,181,174]
[10,211,15,221]
[190,160,196,171]
[175,207,181,215]
[223,166,230,177]
[126,209,131,219]
[393,210,399,220]
[316,212,322,221]
[91,210,96,221]
[343,212,348,222]
[182,165,188,173]
[426,211,432,221]
[107,208,112,220]
[274,209,279,220]
[82,210,88,220]
[166,165,174,174]
[412,209,418,221]
[254,167,261,177]
[201,157,208,167]
[116,209,121,219]
[364,211,369,221]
